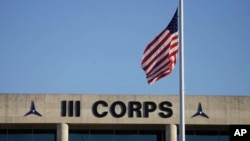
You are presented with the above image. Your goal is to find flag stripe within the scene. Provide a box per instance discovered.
[143,32,178,73]
[141,30,171,67]
[143,33,178,79]
[141,9,178,85]
[147,60,171,80]
[147,67,172,84]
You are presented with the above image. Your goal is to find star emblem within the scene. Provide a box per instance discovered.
[24,101,42,117]
[191,102,209,118]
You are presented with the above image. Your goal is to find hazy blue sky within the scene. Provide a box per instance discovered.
[1,0,250,95]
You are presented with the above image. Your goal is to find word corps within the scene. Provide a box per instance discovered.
[92,100,173,118]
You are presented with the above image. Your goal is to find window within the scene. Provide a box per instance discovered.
[0,130,7,141]
[1,129,55,141]
[33,129,56,141]
[115,130,138,141]
[90,130,113,141]
[69,130,89,141]
[8,129,32,141]
[69,129,163,141]
[184,130,229,141]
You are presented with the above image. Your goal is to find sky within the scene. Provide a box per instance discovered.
[1,0,250,96]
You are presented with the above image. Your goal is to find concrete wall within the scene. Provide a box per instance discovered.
[0,94,249,125]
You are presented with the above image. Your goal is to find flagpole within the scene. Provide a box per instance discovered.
[179,0,185,141]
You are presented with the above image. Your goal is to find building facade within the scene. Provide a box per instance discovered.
[0,94,249,141]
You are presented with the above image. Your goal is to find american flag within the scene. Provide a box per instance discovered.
[141,9,178,85]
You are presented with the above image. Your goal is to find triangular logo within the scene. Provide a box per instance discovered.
[24,101,42,117]
[191,102,209,118]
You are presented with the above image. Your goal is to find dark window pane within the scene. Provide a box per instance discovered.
[0,130,7,141]
[219,131,229,141]
[69,129,163,141]
[139,130,159,141]
[8,129,32,141]
[219,135,229,141]
[115,130,162,141]
[90,130,113,141]
[185,131,230,141]
[115,130,138,141]
[138,134,157,141]
[69,130,89,141]
[33,129,56,141]
[186,135,194,141]
[195,135,218,141]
